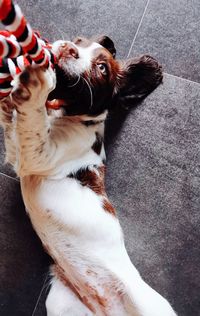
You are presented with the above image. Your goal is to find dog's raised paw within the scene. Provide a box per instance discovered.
[11,66,56,106]
[12,84,31,105]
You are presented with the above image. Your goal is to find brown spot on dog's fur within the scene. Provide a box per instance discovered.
[92,133,103,155]
[83,282,108,309]
[0,107,12,123]
[70,165,105,196]
[20,69,31,84]
[12,85,31,103]
[86,269,98,276]
[35,142,45,154]
[81,296,96,313]
[20,68,39,87]
[16,110,27,116]
[1,105,9,113]
[103,199,116,216]
[53,264,96,313]
[53,265,111,312]
[69,165,115,216]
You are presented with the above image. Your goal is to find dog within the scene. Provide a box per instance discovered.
[0,35,177,316]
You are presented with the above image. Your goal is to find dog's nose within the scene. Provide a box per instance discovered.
[59,42,79,59]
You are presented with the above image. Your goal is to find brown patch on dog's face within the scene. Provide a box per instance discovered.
[49,36,163,116]
[49,37,120,116]
[73,35,116,57]
[73,36,92,48]
[85,46,120,89]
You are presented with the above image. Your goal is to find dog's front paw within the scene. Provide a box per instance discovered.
[11,66,56,106]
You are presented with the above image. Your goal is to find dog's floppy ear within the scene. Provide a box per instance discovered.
[114,55,163,106]
[93,35,116,58]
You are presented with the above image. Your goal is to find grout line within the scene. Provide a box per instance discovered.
[32,273,49,316]
[164,72,200,87]
[127,0,150,58]
[0,171,19,182]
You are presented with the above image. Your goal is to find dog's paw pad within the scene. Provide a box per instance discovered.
[12,84,31,104]
[20,69,31,85]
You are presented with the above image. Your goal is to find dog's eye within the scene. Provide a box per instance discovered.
[97,63,107,75]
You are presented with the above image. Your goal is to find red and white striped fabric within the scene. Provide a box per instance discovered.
[0,0,51,65]
[0,0,56,98]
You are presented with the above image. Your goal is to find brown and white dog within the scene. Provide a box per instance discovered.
[0,36,177,316]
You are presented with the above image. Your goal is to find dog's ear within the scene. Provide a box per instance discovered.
[114,55,163,106]
[93,35,116,58]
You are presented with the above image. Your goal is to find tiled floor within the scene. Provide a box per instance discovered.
[0,1,200,315]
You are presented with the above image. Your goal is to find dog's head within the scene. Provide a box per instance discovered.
[48,36,163,116]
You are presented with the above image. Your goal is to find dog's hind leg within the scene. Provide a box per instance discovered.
[46,276,93,316]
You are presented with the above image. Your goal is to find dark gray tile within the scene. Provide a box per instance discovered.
[105,74,200,316]
[129,0,200,82]
[16,0,147,59]
[0,175,50,316]
[32,274,51,316]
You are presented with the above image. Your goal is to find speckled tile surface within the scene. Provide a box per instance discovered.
[128,0,200,82]
[16,0,148,59]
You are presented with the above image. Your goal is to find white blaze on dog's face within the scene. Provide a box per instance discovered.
[52,40,103,77]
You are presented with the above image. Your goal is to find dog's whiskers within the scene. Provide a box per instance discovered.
[81,76,93,109]
[67,75,81,87]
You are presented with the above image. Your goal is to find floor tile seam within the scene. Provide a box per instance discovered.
[127,0,151,58]
[0,171,19,182]
[164,72,200,87]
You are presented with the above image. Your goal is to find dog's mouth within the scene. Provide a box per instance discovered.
[46,99,66,109]
[46,40,88,110]
[46,39,117,115]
